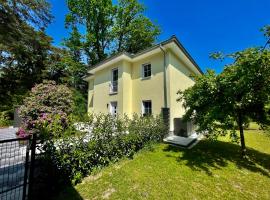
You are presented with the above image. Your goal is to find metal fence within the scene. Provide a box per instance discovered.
[0,136,35,200]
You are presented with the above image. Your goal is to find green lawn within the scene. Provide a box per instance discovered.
[55,125,270,200]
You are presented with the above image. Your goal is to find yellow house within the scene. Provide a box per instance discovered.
[84,36,203,136]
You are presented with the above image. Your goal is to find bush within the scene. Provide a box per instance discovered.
[0,111,11,127]
[43,113,167,185]
[19,80,74,136]
[71,89,87,119]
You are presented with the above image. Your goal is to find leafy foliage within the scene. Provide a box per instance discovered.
[178,45,270,155]
[71,90,87,119]
[19,81,74,135]
[0,0,54,113]
[0,111,11,127]
[0,1,87,116]
[65,0,114,65]
[65,0,160,65]
[0,30,53,110]
[42,113,166,185]
[44,48,88,91]
[112,0,160,54]
[0,0,52,47]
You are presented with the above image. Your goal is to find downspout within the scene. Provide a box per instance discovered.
[159,44,168,108]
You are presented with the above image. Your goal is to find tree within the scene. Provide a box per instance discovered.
[0,28,53,112]
[178,29,270,157]
[44,47,87,91]
[65,0,160,65]
[0,0,52,49]
[65,0,114,65]
[112,0,160,54]
[63,27,83,62]
[0,0,53,113]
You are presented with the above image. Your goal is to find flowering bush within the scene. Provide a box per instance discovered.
[44,113,167,185]
[19,80,74,136]
[16,127,28,138]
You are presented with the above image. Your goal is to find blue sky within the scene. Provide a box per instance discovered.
[47,0,270,73]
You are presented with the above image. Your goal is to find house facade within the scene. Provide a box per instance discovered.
[84,36,203,136]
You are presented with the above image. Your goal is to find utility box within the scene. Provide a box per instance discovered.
[173,118,195,137]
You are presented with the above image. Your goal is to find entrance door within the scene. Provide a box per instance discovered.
[110,102,117,116]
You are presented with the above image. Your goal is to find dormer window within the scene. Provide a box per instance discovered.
[142,63,151,78]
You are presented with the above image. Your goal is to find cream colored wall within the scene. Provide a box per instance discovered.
[131,52,165,116]
[121,60,133,117]
[87,49,196,134]
[88,61,124,115]
[88,79,94,113]
[167,50,195,132]
[88,53,165,117]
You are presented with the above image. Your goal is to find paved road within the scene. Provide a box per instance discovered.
[0,127,18,140]
[0,127,26,200]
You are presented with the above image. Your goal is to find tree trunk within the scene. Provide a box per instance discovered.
[238,112,246,157]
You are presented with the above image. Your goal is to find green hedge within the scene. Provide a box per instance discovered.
[0,111,11,127]
[43,114,167,185]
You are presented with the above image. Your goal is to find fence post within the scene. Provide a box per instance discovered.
[22,137,30,200]
[28,134,37,200]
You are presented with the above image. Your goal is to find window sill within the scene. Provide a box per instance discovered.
[141,76,152,80]
[109,92,118,95]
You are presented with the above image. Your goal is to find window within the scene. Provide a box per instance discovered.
[142,100,152,116]
[142,63,151,78]
[110,101,117,116]
[110,68,118,93]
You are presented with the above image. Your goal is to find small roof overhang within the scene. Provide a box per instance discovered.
[83,36,203,80]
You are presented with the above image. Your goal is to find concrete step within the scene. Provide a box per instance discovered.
[163,133,203,148]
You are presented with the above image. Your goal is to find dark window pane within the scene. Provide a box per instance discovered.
[143,101,152,115]
[112,69,118,81]
[143,64,151,78]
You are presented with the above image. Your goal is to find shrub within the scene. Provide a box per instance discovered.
[19,80,74,136]
[71,89,87,119]
[0,111,10,127]
[43,113,167,185]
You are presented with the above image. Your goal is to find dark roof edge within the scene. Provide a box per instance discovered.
[170,36,204,75]
[88,36,203,75]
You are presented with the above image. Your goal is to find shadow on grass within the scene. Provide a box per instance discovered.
[52,186,83,200]
[31,157,84,200]
[163,140,270,177]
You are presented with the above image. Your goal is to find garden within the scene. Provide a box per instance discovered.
[14,80,270,200]
[55,123,270,200]
[16,81,167,199]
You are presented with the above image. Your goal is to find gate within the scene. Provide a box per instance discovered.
[0,135,36,200]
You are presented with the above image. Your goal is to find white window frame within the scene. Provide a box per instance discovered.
[142,63,152,79]
[142,100,152,116]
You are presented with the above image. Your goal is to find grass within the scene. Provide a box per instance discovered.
[55,125,270,200]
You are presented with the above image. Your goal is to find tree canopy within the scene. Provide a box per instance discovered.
[65,0,160,65]
[0,0,52,48]
[0,0,53,113]
[0,0,88,114]
[178,27,270,156]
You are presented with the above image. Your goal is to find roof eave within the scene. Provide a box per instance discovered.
[87,36,204,75]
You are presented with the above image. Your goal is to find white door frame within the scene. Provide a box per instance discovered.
[110,101,117,116]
